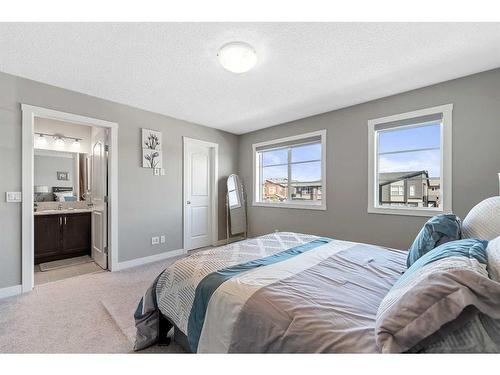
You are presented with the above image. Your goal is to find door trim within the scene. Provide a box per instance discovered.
[182,137,219,251]
[21,104,119,294]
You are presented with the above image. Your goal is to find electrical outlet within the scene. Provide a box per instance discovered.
[160,235,166,244]
[151,236,160,245]
[153,168,160,176]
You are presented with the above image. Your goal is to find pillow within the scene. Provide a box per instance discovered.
[486,236,500,282]
[54,191,73,202]
[375,238,500,353]
[407,214,461,267]
[462,196,500,240]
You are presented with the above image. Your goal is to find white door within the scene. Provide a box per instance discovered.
[91,128,108,269]
[184,140,213,250]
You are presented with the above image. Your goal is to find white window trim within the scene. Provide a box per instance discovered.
[252,130,327,211]
[367,104,453,217]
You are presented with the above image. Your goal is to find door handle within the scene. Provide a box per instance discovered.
[186,201,191,205]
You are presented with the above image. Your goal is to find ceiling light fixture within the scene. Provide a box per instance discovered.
[218,42,257,74]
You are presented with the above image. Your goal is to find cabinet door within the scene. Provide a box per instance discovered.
[34,215,62,264]
[62,213,91,256]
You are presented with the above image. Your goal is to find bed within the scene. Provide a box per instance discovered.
[135,232,409,353]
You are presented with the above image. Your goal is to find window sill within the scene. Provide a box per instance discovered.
[253,202,326,211]
[367,206,450,217]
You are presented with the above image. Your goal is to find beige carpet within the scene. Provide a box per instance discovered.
[0,254,188,353]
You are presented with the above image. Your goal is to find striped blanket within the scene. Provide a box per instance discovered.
[135,232,407,353]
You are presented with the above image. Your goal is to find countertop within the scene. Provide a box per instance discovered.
[34,208,93,216]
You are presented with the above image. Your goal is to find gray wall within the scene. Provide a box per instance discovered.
[239,68,500,250]
[0,72,238,289]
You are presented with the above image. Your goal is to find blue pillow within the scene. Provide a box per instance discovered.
[407,214,462,267]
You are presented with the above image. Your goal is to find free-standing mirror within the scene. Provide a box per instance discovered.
[226,174,247,242]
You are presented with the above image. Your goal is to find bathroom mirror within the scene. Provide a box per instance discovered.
[34,149,90,202]
[226,174,247,241]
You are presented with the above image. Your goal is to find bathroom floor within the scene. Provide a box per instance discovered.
[34,260,104,285]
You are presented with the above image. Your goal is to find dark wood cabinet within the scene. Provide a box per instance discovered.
[34,212,91,264]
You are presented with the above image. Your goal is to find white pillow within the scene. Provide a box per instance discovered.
[462,196,500,240]
[487,236,500,282]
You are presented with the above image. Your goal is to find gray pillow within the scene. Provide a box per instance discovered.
[463,196,500,240]
[486,236,500,282]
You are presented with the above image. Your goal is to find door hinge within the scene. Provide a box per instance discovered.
[104,195,109,203]
[104,144,110,152]
[104,246,108,254]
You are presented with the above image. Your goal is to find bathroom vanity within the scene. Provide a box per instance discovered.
[34,209,92,264]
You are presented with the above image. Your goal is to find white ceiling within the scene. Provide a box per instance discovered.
[1,23,500,134]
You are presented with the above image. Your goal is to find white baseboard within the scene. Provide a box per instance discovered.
[0,284,22,300]
[115,248,186,271]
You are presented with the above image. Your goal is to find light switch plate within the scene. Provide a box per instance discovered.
[161,168,165,176]
[6,192,22,203]
[153,168,160,176]
[160,235,166,243]
[151,236,160,245]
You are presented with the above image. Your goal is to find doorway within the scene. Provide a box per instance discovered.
[183,137,218,251]
[22,105,118,292]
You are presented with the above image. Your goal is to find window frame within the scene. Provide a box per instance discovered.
[367,104,453,217]
[252,130,327,210]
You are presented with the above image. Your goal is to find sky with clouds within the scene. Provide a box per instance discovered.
[378,123,441,178]
[260,123,441,182]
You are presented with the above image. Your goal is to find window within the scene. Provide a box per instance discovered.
[227,174,241,209]
[253,130,326,210]
[368,104,452,216]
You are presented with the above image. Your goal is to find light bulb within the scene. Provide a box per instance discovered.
[54,137,65,148]
[35,134,47,147]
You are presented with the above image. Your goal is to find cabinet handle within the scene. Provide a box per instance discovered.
[59,217,62,226]
[64,216,67,225]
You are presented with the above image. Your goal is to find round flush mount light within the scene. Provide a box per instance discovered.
[218,42,257,73]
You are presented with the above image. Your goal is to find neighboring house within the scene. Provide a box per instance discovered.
[263,179,288,201]
[291,181,322,201]
[263,179,322,202]
[379,171,440,208]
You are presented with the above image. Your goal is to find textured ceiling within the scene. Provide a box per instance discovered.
[1,23,500,134]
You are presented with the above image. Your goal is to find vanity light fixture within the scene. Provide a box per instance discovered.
[34,132,83,149]
[218,42,257,73]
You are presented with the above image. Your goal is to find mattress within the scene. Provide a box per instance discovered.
[152,232,407,353]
